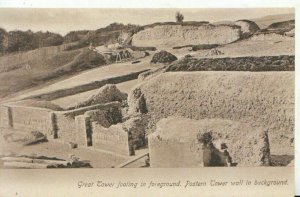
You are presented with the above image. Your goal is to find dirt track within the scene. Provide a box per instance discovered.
[5,57,154,102]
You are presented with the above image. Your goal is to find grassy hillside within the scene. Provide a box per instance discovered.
[0,23,142,100]
[252,13,294,29]
[212,13,295,29]
[0,47,108,99]
[0,29,64,55]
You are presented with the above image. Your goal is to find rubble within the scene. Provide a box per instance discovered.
[151,50,178,64]
[68,84,127,110]
[1,154,91,168]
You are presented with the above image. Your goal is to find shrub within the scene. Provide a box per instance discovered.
[151,50,178,64]
[175,12,184,23]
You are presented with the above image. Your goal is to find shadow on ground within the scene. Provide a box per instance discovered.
[270,154,294,166]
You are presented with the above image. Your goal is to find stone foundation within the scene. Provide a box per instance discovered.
[149,117,271,167]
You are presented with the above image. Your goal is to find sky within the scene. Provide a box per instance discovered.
[0,8,294,35]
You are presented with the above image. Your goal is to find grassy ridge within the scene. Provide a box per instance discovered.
[0,48,108,99]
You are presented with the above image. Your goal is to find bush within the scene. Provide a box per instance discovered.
[43,34,64,47]
[0,29,65,53]
[166,55,295,72]
[175,12,184,23]
[64,40,89,51]
[151,50,178,64]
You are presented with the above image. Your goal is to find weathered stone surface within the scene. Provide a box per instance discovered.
[128,72,294,154]
[55,102,121,142]
[75,115,91,146]
[122,115,147,149]
[148,117,270,167]
[92,122,131,156]
[75,105,123,146]
[127,88,148,115]
[1,105,54,137]
[0,106,12,128]
[132,24,241,49]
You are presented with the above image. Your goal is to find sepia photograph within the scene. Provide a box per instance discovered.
[0,7,295,170]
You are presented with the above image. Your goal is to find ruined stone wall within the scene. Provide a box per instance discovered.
[0,106,12,128]
[149,117,270,167]
[132,24,241,49]
[128,72,294,152]
[54,102,121,142]
[92,122,131,156]
[0,104,54,137]
[55,113,77,142]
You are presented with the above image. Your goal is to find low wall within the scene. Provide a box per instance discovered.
[149,132,203,168]
[0,100,135,156]
[0,101,121,142]
[54,102,121,142]
[0,104,55,137]
[75,115,91,146]
[0,106,13,128]
[92,122,131,156]
[24,69,149,101]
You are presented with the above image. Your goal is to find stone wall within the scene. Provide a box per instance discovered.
[0,101,136,156]
[75,115,91,146]
[92,122,131,156]
[55,113,77,142]
[0,106,12,128]
[54,102,121,142]
[74,105,143,155]
[0,104,55,137]
[132,24,241,49]
[149,117,270,167]
[128,72,294,154]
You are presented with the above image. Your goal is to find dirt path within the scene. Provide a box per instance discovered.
[0,138,147,168]
[52,79,139,108]
[4,57,153,103]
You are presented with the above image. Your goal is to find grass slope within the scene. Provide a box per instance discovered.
[0,47,107,99]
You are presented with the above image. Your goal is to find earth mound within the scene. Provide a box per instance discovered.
[128,72,294,155]
[205,48,224,56]
[267,20,295,30]
[166,55,295,72]
[132,24,241,49]
[67,84,127,110]
[234,20,260,37]
[151,50,178,64]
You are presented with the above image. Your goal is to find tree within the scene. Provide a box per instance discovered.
[175,12,184,23]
